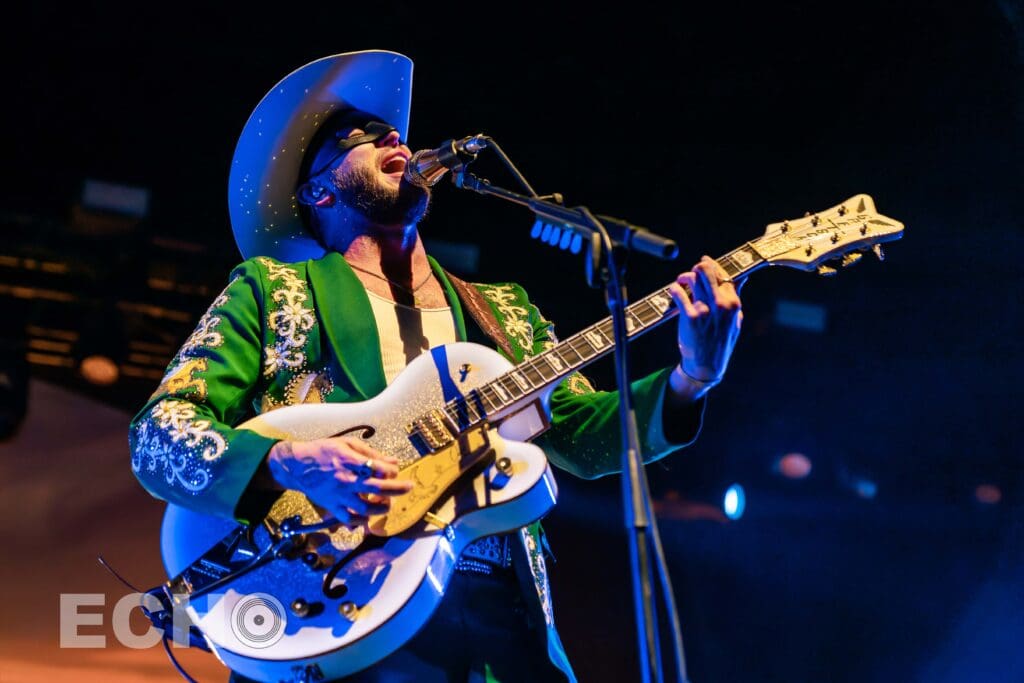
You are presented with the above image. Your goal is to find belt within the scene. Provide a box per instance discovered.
[455,534,514,576]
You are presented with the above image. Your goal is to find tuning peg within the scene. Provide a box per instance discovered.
[838,204,847,216]
[780,221,790,233]
[816,264,838,277]
[860,223,869,235]
[841,252,863,268]
[872,245,885,261]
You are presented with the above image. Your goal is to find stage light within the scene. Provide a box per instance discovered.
[853,478,877,499]
[974,484,1002,505]
[80,355,119,386]
[777,452,812,479]
[723,483,746,520]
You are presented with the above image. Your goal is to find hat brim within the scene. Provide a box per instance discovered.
[228,50,413,262]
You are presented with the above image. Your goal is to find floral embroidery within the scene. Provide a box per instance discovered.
[150,399,228,461]
[131,398,227,493]
[179,283,233,356]
[132,420,212,492]
[259,258,316,378]
[479,284,532,351]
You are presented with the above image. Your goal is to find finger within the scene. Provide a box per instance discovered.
[693,259,720,307]
[669,276,699,319]
[352,494,392,516]
[325,505,357,526]
[337,453,400,480]
[338,495,382,516]
[359,477,416,495]
[335,437,398,465]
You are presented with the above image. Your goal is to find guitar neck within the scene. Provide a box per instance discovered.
[439,244,767,428]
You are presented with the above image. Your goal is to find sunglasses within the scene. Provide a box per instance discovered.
[306,120,400,178]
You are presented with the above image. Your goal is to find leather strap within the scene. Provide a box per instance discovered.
[444,270,517,360]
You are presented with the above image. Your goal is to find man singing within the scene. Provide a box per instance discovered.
[130,50,742,682]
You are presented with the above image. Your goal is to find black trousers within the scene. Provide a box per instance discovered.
[229,568,567,682]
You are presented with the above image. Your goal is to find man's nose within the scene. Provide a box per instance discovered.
[376,130,401,148]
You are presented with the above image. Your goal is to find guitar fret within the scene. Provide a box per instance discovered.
[633,298,663,326]
[478,386,499,412]
[521,363,545,386]
[559,339,587,365]
[531,357,557,382]
[500,374,525,397]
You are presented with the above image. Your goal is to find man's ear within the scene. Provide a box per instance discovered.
[296,182,335,208]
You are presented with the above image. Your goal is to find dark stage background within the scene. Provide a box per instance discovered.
[2,2,1022,681]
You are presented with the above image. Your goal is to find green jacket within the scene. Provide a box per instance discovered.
[129,251,704,681]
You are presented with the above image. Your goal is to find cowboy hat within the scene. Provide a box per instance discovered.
[228,50,413,262]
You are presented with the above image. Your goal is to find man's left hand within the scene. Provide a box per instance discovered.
[667,256,743,400]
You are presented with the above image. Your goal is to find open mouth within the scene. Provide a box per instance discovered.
[381,156,407,175]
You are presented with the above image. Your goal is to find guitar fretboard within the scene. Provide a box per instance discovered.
[437,244,766,430]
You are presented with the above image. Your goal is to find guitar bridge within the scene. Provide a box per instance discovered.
[407,409,456,454]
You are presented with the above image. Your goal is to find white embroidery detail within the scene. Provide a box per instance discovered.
[131,398,228,493]
[176,280,236,357]
[519,525,554,626]
[259,258,316,378]
[150,399,228,461]
[132,420,212,492]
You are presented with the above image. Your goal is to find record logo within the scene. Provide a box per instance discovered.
[229,593,286,648]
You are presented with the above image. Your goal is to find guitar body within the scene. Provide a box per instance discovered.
[161,342,559,682]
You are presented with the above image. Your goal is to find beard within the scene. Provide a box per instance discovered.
[332,163,431,227]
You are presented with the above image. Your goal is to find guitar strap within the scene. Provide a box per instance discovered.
[443,270,518,360]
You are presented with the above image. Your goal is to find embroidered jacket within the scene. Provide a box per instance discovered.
[129,252,704,681]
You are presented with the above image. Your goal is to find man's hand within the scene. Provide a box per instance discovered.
[668,255,744,401]
[267,437,414,525]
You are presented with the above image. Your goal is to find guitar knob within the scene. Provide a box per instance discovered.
[339,601,360,622]
[841,253,863,268]
[291,598,311,617]
[872,245,885,261]
[816,264,838,277]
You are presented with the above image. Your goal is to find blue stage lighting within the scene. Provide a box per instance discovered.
[723,483,746,520]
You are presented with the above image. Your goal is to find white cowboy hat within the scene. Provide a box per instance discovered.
[228,50,413,262]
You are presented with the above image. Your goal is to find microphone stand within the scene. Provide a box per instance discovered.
[447,158,689,683]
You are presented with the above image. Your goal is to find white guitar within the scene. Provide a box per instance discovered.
[159,195,904,682]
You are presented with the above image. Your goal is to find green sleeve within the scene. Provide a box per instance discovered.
[128,259,279,522]
[529,302,706,480]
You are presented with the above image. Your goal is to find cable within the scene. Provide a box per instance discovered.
[163,634,202,683]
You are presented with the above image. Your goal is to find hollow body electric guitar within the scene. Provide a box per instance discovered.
[160,195,903,682]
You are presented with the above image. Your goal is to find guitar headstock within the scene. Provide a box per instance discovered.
[752,194,904,275]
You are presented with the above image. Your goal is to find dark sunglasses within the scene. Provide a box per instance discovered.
[307,121,399,178]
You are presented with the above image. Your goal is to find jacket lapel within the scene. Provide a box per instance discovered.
[306,252,386,400]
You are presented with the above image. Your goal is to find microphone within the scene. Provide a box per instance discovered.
[403,134,489,188]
